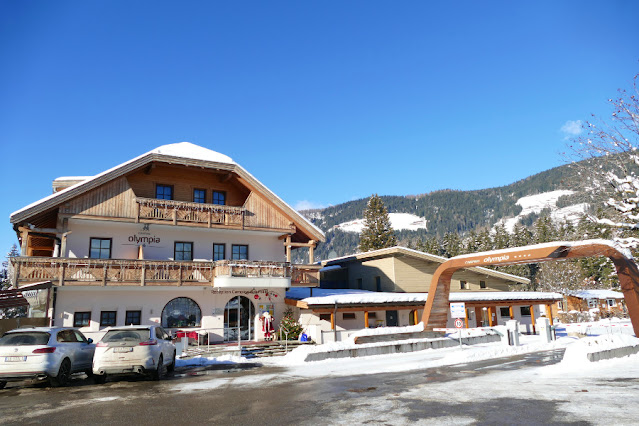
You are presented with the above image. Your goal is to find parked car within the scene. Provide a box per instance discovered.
[0,327,95,389]
[92,325,176,383]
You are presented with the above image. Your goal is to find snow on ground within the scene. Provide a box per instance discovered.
[499,190,588,232]
[171,319,637,392]
[334,212,427,233]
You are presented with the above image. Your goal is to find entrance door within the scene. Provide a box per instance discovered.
[224,296,255,341]
[386,310,398,327]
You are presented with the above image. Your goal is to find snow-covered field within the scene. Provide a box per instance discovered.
[334,212,427,233]
[500,190,588,232]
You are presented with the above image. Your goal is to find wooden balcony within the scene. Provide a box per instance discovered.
[9,257,320,288]
[135,197,296,232]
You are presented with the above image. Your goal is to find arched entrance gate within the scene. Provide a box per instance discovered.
[421,240,639,336]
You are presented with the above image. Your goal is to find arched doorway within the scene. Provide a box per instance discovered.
[421,240,639,335]
[224,296,255,341]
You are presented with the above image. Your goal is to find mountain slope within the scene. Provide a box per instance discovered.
[300,160,589,261]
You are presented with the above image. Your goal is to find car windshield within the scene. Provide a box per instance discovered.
[101,329,150,343]
[0,332,50,346]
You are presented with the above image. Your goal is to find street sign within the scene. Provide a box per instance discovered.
[450,302,466,318]
[454,318,464,329]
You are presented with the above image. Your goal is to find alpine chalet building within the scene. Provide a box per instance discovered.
[9,142,325,342]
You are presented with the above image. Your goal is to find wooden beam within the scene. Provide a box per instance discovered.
[364,311,369,328]
[330,312,335,330]
[219,172,233,183]
[18,226,60,234]
[509,305,514,319]
[285,235,292,263]
[546,303,554,325]
[530,305,536,334]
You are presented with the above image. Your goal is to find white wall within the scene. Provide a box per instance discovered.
[65,219,285,262]
[54,286,286,342]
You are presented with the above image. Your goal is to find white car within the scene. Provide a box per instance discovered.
[0,327,95,388]
[92,325,176,383]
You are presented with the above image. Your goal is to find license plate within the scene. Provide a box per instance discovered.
[5,356,27,362]
[113,347,133,353]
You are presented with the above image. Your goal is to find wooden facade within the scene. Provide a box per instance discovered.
[10,143,325,290]
[565,294,626,315]
[320,247,525,293]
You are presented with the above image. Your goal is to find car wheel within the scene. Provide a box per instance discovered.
[0,381,6,390]
[151,355,164,381]
[94,374,107,384]
[167,351,176,373]
[50,358,71,387]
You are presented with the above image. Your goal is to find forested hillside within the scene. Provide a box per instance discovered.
[298,159,591,262]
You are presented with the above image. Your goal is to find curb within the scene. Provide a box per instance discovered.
[586,344,639,362]
[304,334,501,362]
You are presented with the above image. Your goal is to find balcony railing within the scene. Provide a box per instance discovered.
[9,257,319,288]
[136,197,245,227]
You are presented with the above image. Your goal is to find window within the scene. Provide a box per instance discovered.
[125,310,141,325]
[100,311,117,327]
[162,297,201,328]
[460,280,467,290]
[356,278,363,290]
[587,298,598,309]
[232,244,248,260]
[479,281,486,289]
[89,238,112,259]
[213,243,226,261]
[375,276,381,292]
[156,184,173,200]
[73,312,91,327]
[368,312,377,319]
[174,242,193,261]
[319,314,331,322]
[193,188,206,203]
[212,191,226,205]
[155,327,170,340]
[57,329,83,342]
[607,299,616,307]
[520,306,531,317]
[557,301,564,310]
[499,307,511,318]
[342,313,356,320]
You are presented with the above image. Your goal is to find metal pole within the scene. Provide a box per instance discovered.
[459,328,462,348]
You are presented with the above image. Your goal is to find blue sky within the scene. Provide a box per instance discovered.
[1,1,638,252]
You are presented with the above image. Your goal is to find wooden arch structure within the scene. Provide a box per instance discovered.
[421,240,639,336]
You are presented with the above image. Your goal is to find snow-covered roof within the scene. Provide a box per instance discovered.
[10,142,325,242]
[321,246,530,284]
[150,142,235,164]
[569,289,624,300]
[53,176,93,182]
[286,288,562,307]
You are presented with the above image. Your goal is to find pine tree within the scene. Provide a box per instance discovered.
[441,232,462,258]
[279,309,304,340]
[359,194,398,252]
[1,244,19,290]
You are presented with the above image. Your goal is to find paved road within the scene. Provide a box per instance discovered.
[0,349,635,425]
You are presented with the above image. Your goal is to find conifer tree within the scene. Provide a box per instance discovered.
[359,194,398,252]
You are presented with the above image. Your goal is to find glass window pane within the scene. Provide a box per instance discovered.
[194,189,206,203]
[212,191,226,205]
[162,297,201,328]
[213,244,225,261]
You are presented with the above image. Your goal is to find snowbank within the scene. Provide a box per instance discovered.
[561,334,639,364]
